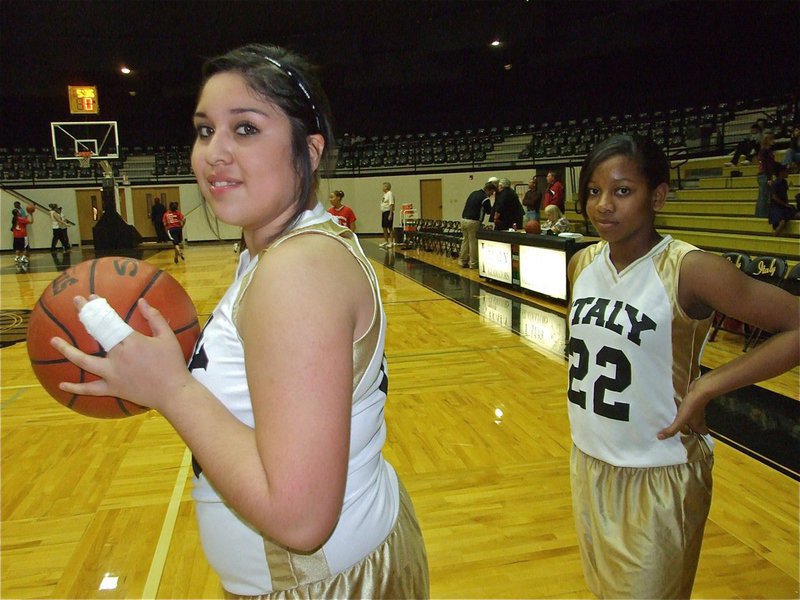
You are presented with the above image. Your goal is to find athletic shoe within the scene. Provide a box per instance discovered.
[724,162,733,167]
[741,159,750,165]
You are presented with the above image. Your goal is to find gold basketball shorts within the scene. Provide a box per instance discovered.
[570,441,713,599]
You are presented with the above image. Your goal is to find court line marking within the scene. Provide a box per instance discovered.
[0,388,26,409]
[142,446,192,600]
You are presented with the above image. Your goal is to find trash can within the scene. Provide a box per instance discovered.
[393,226,404,245]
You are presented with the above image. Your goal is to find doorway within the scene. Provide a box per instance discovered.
[75,189,102,244]
[420,179,442,220]
[131,187,181,240]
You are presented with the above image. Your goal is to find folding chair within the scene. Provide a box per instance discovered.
[743,260,796,351]
[708,252,751,342]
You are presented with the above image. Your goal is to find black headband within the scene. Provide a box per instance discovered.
[262,55,323,134]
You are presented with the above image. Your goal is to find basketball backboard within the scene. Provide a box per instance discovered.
[51,121,120,161]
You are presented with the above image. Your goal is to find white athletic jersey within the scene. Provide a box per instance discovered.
[567,236,714,468]
[189,203,399,595]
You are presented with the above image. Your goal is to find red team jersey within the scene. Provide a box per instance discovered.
[328,205,357,230]
[12,215,31,238]
[163,210,185,230]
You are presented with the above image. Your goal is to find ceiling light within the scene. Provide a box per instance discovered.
[490,40,501,47]
[120,67,131,75]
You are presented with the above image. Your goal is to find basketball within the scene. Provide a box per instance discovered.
[26,257,201,418]
[26,204,35,213]
[524,219,541,234]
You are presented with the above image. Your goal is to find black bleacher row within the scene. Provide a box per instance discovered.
[1,95,795,182]
[338,95,797,170]
[0,145,193,182]
[151,146,193,177]
[337,130,500,170]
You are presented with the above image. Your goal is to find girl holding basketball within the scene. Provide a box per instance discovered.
[11,207,33,270]
[567,134,799,598]
[51,44,428,597]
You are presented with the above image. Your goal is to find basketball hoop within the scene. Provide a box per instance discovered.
[76,151,93,169]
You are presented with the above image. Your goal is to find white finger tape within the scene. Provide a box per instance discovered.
[78,297,135,351]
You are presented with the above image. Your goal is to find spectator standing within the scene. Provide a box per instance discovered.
[755,133,776,217]
[151,198,169,242]
[492,177,524,230]
[380,181,395,248]
[57,206,71,250]
[769,163,798,235]
[458,181,496,268]
[327,190,357,231]
[522,175,543,224]
[543,171,565,213]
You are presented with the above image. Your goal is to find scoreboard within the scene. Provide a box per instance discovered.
[68,85,99,114]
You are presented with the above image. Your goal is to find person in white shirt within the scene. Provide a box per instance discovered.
[379,181,395,248]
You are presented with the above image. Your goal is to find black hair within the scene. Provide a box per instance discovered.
[11,208,19,230]
[578,134,670,207]
[199,43,335,226]
[169,202,179,211]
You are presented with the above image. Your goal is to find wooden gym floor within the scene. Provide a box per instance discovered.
[1,240,798,599]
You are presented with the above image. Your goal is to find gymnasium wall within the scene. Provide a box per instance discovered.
[2,166,564,250]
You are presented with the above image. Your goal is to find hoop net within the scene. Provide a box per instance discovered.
[76,151,93,169]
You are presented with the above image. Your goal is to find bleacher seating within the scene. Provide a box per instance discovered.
[0,94,796,266]
[4,100,794,180]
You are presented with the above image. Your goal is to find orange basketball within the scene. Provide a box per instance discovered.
[27,257,200,418]
[26,204,35,213]
[524,219,541,234]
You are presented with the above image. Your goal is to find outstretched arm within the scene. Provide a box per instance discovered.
[659,251,799,438]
